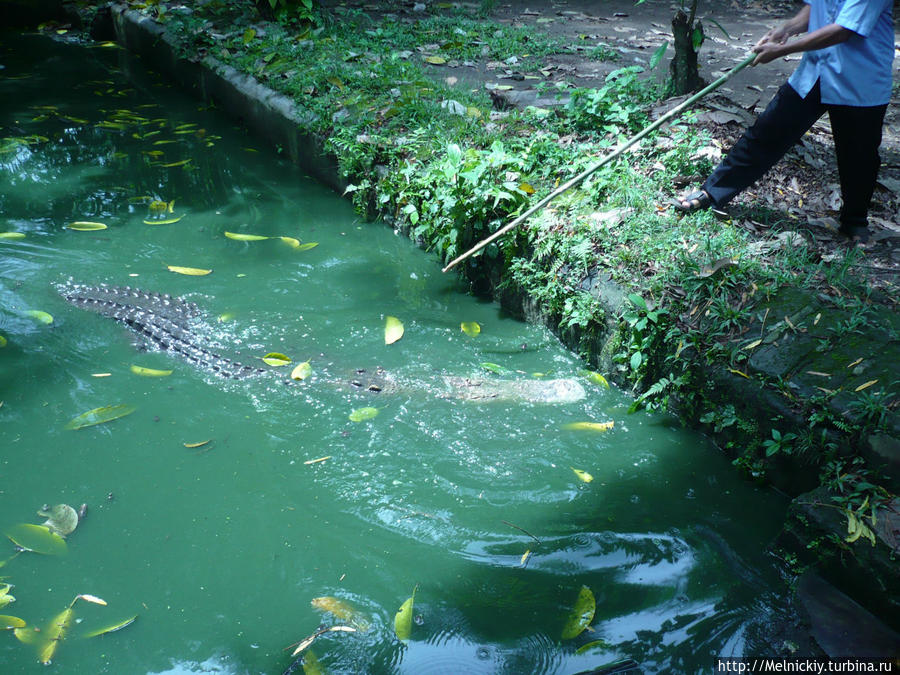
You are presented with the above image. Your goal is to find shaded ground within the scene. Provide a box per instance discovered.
[331,0,900,283]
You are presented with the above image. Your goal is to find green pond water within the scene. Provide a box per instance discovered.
[1,32,792,675]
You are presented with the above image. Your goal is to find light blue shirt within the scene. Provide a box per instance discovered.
[788,0,895,106]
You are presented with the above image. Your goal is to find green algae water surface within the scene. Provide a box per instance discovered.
[1,32,790,674]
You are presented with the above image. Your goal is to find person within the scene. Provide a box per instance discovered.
[675,0,895,243]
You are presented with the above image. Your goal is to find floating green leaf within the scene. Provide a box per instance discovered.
[167,265,211,276]
[0,232,26,240]
[0,335,6,347]
[297,242,319,251]
[130,365,173,377]
[225,231,269,241]
[349,406,379,422]
[394,585,417,642]
[24,310,53,324]
[480,362,507,374]
[65,404,136,430]
[37,504,79,536]
[578,369,610,389]
[571,467,594,483]
[385,316,404,345]
[0,615,26,629]
[561,585,596,639]
[575,639,613,655]
[261,352,291,367]
[563,421,614,432]
[460,321,481,337]
[66,221,107,231]
[4,524,67,556]
[82,614,137,638]
[0,584,15,608]
[291,361,312,381]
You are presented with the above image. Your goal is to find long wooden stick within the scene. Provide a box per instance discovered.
[442,52,756,273]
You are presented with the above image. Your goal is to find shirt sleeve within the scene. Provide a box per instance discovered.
[835,0,890,38]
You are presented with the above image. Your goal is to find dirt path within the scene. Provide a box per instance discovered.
[331,0,899,268]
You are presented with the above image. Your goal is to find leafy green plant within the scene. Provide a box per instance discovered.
[762,428,798,457]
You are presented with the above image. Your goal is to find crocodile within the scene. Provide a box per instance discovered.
[57,282,586,404]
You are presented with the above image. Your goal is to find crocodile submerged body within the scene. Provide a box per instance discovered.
[58,283,586,404]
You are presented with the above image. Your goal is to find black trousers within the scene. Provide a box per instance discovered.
[703,80,887,231]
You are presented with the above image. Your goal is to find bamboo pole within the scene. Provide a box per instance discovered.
[442,52,757,273]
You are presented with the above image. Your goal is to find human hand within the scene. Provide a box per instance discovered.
[754,25,789,50]
[752,40,785,65]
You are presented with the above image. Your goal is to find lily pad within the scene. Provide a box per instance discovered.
[561,585,596,639]
[5,524,67,555]
[37,504,79,536]
[65,404,135,430]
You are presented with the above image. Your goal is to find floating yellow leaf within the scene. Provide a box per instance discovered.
[854,380,878,392]
[24,310,53,324]
[304,456,331,465]
[311,597,368,627]
[563,421,614,432]
[91,372,111,377]
[520,549,531,566]
[4,524,67,555]
[349,406,379,422]
[38,606,73,664]
[571,467,594,483]
[261,352,291,367]
[297,242,319,251]
[82,615,137,638]
[0,335,6,347]
[394,585,417,642]
[217,312,235,322]
[225,231,269,241]
[130,365,173,377]
[385,316,404,345]
[0,232,26,239]
[291,361,312,380]
[144,215,184,225]
[76,594,107,606]
[0,615,26,629]
[167,265,211,276]
[183,440,210,449]
[561,586,596,639]
[279,236,300,248]
[65,404,135,430]
[159,159,191,168]
[460,321,481,337]
[66,221,107,231]
[578,369,610,388]
[424,55,446,64]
